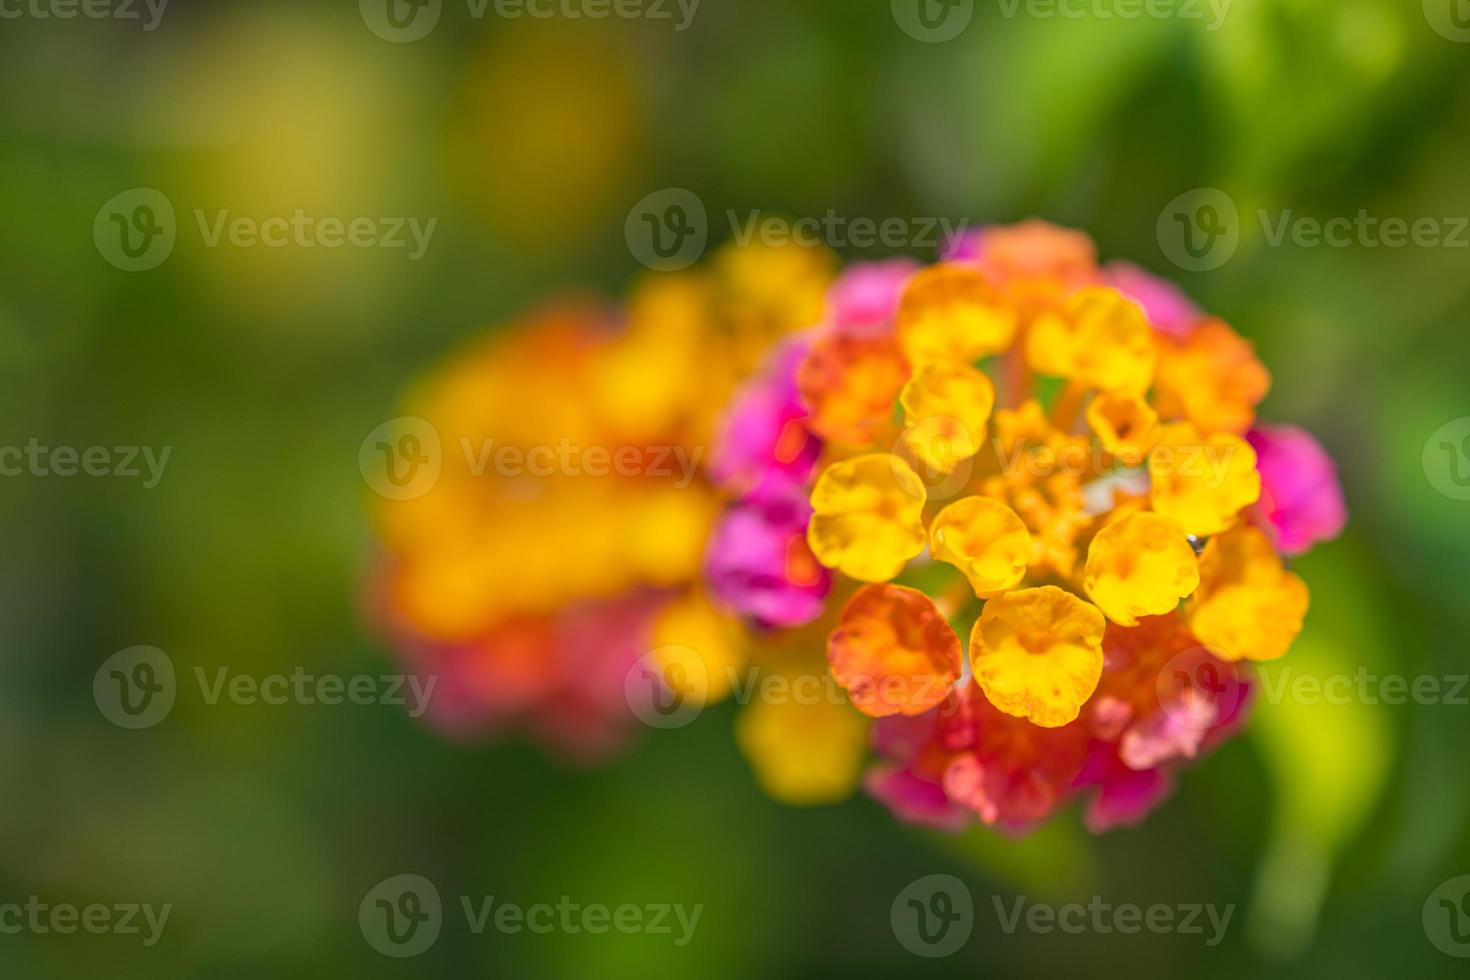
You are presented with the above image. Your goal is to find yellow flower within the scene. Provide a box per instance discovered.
[1085,391,1159,464]
[650,591,747,705]
[929,496,1031,597]
[895,263,1018,364]
[1189,523,1309,662]
[1147,423,1261,536]
[898,361,996,475]
[1025,287,1156,393]
[1082,512,1200,626]
[970,586,1105,728]
[828,583,962,717]
[807,454,928,582]
[735,683,869,805]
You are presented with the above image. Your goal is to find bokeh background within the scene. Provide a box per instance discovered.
[3,0,1470,976]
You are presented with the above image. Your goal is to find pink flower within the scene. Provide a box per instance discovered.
[826,259,918,337]
[1103,261,1199,339]
[705,489,830,627]
[710,335,821,497]
[1073,743,1176,833]
[1247,424,1347,556]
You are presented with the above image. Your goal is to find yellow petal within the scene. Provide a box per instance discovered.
[970,586,1105,728]
[735,683,869,805]
[1085,391,1159,465]
[1189,523,1309,662]
[1082,512,1200,626]
[929,496,1031,597]
[1026,287,1156,393]
[895,263,1018,364]
[807,453,928,582]
[1148,423,1261,536]
[898,360,996,475]
[650,591,747,705]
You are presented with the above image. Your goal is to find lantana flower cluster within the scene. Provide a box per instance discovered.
[370,243,832,759]
[706,220,1345,831]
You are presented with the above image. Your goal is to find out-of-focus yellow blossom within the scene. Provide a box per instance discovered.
[1189,523,1309,662]
[651,592,748,704]
[970,586,1106,728]
[1083,512,1200,626]
[1086,391,1160,463]
[807,454,928,582]
[735,680,870,805]
[898,361,996,474]
[1025,287,1156,394]
[895,263,1018,363]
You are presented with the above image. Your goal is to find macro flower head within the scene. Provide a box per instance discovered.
[704,219,1345,832]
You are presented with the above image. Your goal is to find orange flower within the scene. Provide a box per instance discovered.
[1153,318,1270,434]
[797,332,911,445]
[828,584,962,717]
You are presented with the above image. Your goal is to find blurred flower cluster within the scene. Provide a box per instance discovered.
[367,242,832,759]
[370,220,1344,834]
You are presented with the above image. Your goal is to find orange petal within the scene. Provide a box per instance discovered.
[797,332,911,445]
[828,584,962,717]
